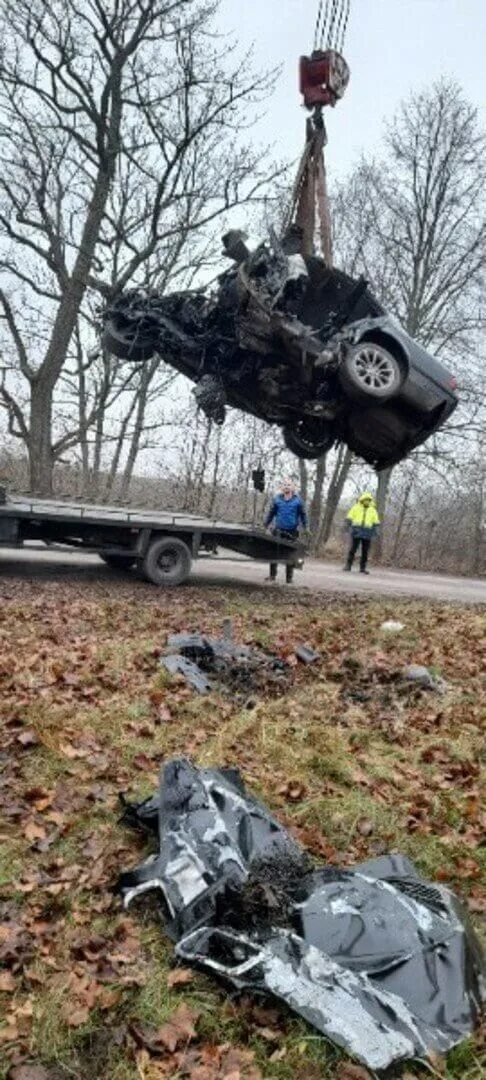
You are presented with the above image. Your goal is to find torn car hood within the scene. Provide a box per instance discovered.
[116,758,484,1071]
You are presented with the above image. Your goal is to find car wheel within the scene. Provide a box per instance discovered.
[142,536,192,586]
[283,419,335,459]
[102,316,159,362]
[339,342,404,401]
[100,554,136,571]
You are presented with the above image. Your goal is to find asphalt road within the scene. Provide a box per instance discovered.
[0,546,484,603]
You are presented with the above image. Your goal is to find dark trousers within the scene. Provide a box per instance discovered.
[346,535,371,571]
[269,528,297,582]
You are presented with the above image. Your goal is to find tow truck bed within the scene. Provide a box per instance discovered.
[0,495,305,586]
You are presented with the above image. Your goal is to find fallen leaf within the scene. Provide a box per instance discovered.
[65,1005,91,1027]
[25,820,47,843]
[0,970,16,991]
[156,1003,201,1052]
[277,780,306,802]
[468,895,486,913]
[17,730,39,747]
[336,1064,372,1080]
[426,1050,446,1073]
[9,1066,50,1080]
[59,743,87,759]
[269,1047,287,1062]
[167,967,195,988]
[0,1021,19,1045]
[96,987,121,1010]
[356,818,373,837]
[256,1027,280,1042]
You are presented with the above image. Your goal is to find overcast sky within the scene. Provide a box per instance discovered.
[217,0,486,182]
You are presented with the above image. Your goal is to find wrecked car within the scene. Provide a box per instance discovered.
[117,758,484,1072]
[102,232,458,465]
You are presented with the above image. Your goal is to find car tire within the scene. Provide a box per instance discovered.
[283,419,335,459]
[100,554,136,571]
[102,316,158,362]
[339,342,404,402]
[142,536,192,586]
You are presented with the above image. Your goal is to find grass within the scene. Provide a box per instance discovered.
[0,576,484,1079]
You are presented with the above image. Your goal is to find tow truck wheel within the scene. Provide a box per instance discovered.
[339,342,404,401]
[283,419,335,459]
[142,536,192,586]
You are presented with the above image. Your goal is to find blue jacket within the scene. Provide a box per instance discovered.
[265,493,307,532]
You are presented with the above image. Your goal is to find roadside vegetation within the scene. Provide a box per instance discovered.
[0,575,484,1078]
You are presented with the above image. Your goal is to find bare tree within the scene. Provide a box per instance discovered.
[0,0,278,493]
[333,80,486,538]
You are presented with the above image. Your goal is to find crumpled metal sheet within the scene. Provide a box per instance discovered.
[161,632,290,700]
[116,758,484,1071]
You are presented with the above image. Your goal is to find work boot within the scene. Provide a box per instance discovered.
[343,564,352,572]
[360,568,370,575]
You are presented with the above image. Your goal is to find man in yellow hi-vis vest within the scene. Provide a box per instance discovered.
[344,492,380,574]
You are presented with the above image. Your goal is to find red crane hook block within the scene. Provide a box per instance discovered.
[299,50,350,109]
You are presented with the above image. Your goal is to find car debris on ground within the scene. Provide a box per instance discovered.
[294,643,321,664]
[116,758,484,1072]
[403,664,448,693]
[160,629,291,699]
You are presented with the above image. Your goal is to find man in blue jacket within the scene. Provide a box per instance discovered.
[264,479,307,583]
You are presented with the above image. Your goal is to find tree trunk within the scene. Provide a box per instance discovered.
[208,425,223,517]
[391,475,414,562]
[103,408,135,501]
[309,454,327,544]
[298,460,308,505]
[194,418,212,510]
[317,446,353,548]
[118,362,157,503]
[29,381,54,495]
[374,466,393,561]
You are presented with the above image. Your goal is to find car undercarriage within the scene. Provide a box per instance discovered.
[102,232,456,465]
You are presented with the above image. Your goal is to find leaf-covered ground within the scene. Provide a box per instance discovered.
[0,574,484,1080]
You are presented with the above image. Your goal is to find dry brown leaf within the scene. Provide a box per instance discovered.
[336,1064,372,1080]
[25,821,47,843]
[166,967,195,989]
[59,743,87,759]
[65,1005,91,1027]
[156,1003,201,1052]
[269,1047,287,1062]
[426,1050,447,1074]
[0,970,16,992]
[96,987,121,1010]
[9,1066,50,1080]
[17,730,39,747]
[256,1027,280,1042]
[0,1021,19,1045]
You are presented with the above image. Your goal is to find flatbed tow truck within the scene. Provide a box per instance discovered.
[0,493,305,586]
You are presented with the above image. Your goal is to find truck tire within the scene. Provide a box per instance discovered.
[100,554,136,571]
[142,536,192,586]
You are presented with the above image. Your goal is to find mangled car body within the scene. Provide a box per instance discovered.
[102,233,458,465]
[117,758,484,1072]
